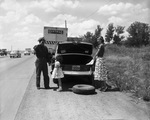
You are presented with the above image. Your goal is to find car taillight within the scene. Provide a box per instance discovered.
[80,65,91,71]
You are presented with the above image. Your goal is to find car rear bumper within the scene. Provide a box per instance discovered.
[63,71,93,75]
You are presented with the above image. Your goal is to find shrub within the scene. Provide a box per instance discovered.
[104,44,150,101]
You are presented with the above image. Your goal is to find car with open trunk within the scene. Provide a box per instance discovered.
[52,41,94,84]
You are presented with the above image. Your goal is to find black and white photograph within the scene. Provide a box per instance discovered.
[0,0,150,120]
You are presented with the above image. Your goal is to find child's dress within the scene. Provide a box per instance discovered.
[51,61,64,79]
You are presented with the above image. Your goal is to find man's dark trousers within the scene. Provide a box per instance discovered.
[35,58,49,88]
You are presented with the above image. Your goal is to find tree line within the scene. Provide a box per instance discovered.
[80,21,150,48]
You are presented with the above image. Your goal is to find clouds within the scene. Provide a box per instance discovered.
[52,0,79,9]
[68,19,100,37]
[0,0,27,24]
[0,0,21,11]
[98,2,150,26]
[29,0,79,12]
[0,0,82,49]
[21,14,41,25]
[98,2,144,16]
[0,0,149,50]
[48,14,78,26]
[108,16,124,25]
[45,14,100,36]
[28,0,57,13]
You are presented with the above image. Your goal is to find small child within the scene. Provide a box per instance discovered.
[51,55,64,92]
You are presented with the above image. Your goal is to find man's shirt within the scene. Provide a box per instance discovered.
[33,44,52,62]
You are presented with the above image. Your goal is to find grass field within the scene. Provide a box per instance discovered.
[93,44,150,101]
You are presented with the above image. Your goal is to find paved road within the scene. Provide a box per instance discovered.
[14,74,150,120]
[15,71,150,119]
[0,54,36,120]
[1,55,150,120]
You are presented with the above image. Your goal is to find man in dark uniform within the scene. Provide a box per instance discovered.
[33,37,52,89]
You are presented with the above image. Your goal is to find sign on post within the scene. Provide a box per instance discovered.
[44,26,68,53]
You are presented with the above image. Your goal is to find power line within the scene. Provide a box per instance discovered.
[84,8,100,19]
[84,0,112,19]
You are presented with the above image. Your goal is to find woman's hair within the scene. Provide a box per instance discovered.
[101,37,104,43]
[55,55,63,63]
[98,36,104,43]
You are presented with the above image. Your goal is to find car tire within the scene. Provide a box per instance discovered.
[72,84,95,95]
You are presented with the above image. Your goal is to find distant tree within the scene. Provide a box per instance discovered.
[94,25,103,38]
[82,31,93,43]
[113,34,120,45]
[82,25,103,48]
[93,25,103,47]
[115,25,125,35]
[113,25,125,45]
[105,23,115,43]
[126,21,150,47]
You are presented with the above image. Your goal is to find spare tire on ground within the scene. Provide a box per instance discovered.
[72,84,95,95]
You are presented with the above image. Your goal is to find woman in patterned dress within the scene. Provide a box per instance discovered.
[93,36,108,91]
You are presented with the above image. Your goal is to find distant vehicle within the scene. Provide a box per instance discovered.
[25,48,32,52]
[0,49,7,56]
[10,50,21,58]
[0,51,5,56]
[24,51,30,55]
[52,41,94,84]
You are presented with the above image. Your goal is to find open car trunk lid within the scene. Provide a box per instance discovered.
[57,42,93,55]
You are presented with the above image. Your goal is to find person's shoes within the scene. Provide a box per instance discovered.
[57,87,62,92]
[100,87,107,92]
[37,87,40,90]
[45,86,50,89]
[98,88,102,91]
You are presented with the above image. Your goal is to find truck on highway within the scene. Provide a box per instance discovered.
[24,48,32,55]
[44,26,68,54]
[10,50,21,58]
[0,49,7,56]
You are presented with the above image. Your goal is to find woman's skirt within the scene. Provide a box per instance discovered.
[94,57,108,81]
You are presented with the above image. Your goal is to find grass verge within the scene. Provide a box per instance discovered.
[93,44,150,101]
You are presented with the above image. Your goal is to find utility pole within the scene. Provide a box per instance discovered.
[65,20,67,28]
[65,20,68,38]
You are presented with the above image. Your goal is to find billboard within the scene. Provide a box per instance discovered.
[44,26,68,53]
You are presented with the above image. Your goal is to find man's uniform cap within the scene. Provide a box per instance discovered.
[38,37,45,42]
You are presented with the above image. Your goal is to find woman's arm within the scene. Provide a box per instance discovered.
[93,45,101,60]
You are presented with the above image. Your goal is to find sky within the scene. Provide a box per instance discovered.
[0,0,150,50]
